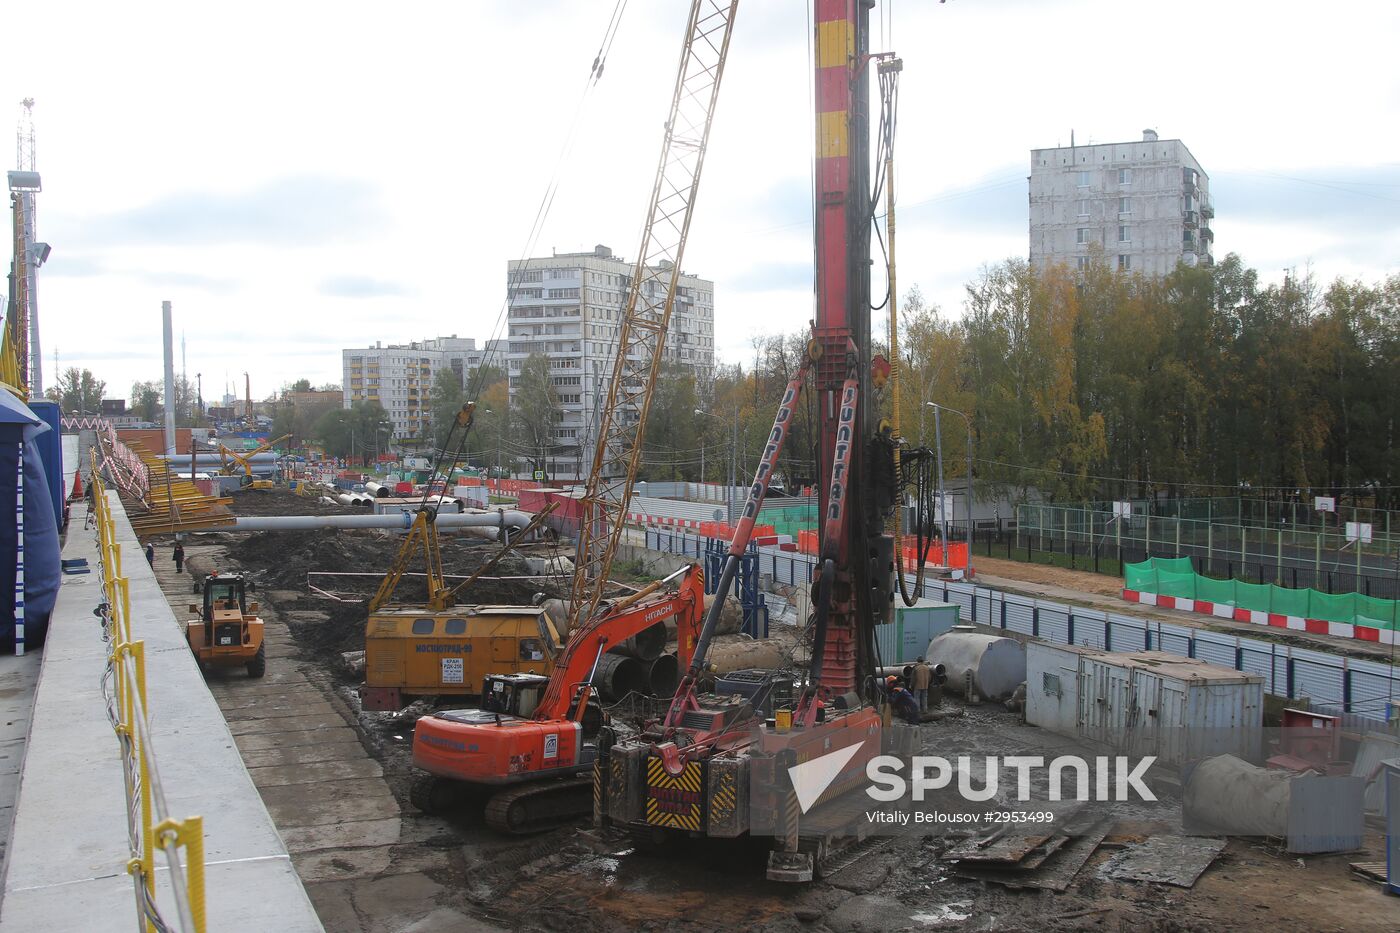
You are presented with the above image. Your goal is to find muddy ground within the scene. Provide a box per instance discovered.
[178,490,1398,932]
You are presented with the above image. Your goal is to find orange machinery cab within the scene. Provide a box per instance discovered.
[413,672,591,784]
[185,572,266,677]
[361,606,560,712]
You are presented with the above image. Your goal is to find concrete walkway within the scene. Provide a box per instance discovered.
[0,649,41,911]
[151,544,495,932]
[0,496,322,932]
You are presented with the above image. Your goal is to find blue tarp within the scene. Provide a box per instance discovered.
[1,390,61,651]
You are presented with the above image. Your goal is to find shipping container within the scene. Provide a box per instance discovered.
[874,600,961,665]
[1026,642,1264,768]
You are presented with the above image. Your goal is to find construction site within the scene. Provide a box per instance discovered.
[3,2,1400,932]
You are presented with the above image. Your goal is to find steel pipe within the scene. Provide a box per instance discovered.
[224,509,539,533]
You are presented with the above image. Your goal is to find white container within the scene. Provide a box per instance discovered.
[927,627,1025,700]
[1025,642,1264,768]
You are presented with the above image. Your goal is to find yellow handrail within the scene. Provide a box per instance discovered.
[89,451,207,933]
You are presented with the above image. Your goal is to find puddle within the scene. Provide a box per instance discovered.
[911,901,972,925]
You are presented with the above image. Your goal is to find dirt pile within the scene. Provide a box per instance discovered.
[226,487,343,517]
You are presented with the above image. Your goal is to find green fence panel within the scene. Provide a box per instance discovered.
[1234,581,1273,614]
[1357,595,1398,628]
[1308,591,1358,624]
[1270,586,1311,618]
[1196,575,1237,606]
[1156,569,1197,600]
[1124,559,1157,592]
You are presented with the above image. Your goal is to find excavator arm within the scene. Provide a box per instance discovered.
[540,563,704,723]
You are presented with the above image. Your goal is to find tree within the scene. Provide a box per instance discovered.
[314,401,392,465]
[512,354,558,479]
[429,368,468,450]
[641,363,700,480]
[45,368,105,416]
[130,380,162,422]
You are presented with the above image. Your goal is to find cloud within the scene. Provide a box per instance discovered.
[727,260,810,293]
[1212,165,1400,232]
[41,253,105,278]
[319,275,411,299]
[68,175,384,247]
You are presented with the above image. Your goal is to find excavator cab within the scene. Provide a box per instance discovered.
[185,572,266,678]
[481,673,551,718]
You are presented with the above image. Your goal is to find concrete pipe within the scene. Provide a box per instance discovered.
[612,622,667,662]
[702,593,743,636]
[926,628,1025,701]
[1183,754,1291,837]
[365,481,390,498]
[595,653,648,701]
[318,496,338,506]
[541,598,570,638]
[356,494,375,510]
[336,494,356,507]
[704,640,786,675]
[648,653,680,698]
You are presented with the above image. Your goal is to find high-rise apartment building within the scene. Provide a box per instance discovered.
[342,335,505,443]
[505,244,715,479]
[1029,129,1213,277]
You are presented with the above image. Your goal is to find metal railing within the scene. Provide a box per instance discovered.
[90,454,207,933]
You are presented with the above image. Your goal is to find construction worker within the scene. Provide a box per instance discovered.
[145,543,155,567]
[887,681,921,725]
[172,541,186,574]
[911,656,932,711]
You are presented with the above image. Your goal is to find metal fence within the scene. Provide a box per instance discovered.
[645,529,1400,730]
[1016,504,1400,600]
[91,457,207,933]
[1081,495,1400,538]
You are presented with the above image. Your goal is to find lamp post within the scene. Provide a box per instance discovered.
[695,407,738,523]
[927,402,974,579]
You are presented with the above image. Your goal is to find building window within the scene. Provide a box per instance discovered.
[1076,228,1091,245]
[1118,197,1131,215]
[1118,254,1131,271]
[1118,226,1130,243]
[547,268,574,280]
[1075,170,1092,188]
[1118,168,1132,185]
[1076,199,1090,218]
[1077,257,1090,271]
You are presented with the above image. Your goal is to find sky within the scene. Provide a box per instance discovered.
[5,0,1399,404]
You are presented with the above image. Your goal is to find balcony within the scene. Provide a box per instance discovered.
[1182,210,1198,228]
[1201,199,1214,220]
[1200,225,1214,242]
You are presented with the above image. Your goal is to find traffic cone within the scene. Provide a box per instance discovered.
[69,470,84,501]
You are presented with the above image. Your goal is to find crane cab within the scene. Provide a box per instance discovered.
[482,672,552,718]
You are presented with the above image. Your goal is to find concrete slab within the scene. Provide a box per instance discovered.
[305,872,447,933]
[236,726,359,750]
[0,496,323,932]
[265,791,402,828]
[241,740,368,769]
[249,757,385,787]
[227,713,348,735]
[222,698,340,721]
[281,818,404,854]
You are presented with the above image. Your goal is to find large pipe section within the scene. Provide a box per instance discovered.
[926,628,1025,701]
[595,653,647,701]
[648,653,679,697]
[611,622,666,662]
[225,509,538,533]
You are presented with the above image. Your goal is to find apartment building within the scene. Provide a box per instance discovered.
[342,335,505,443]
[1030,129,1213,277]
[505,244,715,478]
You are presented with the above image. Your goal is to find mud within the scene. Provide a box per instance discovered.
[187,492,1397,932]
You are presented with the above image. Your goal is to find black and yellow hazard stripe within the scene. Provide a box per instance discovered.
[643,756,703,831]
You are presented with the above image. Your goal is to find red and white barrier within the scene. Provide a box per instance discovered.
[1122,589,1397,645]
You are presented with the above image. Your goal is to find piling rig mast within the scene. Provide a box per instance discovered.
[597,0,917,883]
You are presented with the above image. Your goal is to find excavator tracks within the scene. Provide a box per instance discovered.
[483,775,595,835]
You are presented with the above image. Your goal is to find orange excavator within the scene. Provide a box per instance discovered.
[409,563,705,833]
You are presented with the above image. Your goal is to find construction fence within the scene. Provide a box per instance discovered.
[1015,504,1400,600]
[644,528,1400,730]
[1126,557,1398,630]
[90,461,207,933]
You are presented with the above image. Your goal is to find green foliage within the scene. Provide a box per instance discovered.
[45,367,105,415]
[512,354,558,478]
[315,401,393,464]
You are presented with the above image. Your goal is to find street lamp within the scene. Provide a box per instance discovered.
[926,402,974,579]
[695,407,738,524]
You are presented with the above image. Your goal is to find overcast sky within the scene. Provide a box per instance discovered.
[6,0,1398,404]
